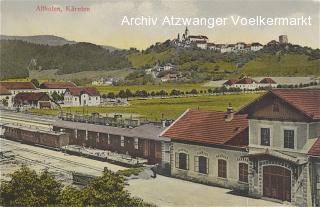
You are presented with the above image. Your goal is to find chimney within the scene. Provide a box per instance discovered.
[225,103,234,122]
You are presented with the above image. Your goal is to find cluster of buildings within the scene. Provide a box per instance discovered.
[0,81,101,109]
[172,27,288,53]
[224,77,278,90]
[1,87,319,206]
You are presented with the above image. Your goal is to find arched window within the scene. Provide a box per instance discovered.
[195,156,209,174]
[218,159,227,178]
[175,152,189,170]
[239,163,248,183]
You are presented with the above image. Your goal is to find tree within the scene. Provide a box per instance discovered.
[31,79,40,88]
[1,166,151,207]
[118,90,127,99]
[0,165,62,206]
[51,91,62,102]
[107,92,115,99]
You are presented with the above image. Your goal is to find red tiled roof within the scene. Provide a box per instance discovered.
[272,89,320,120]
[39,101,52,108]
[161,109,248,147]
[235,77,258,84]
[14,92,49,101]
[308,137,320,156]
[67,87,100,96]
[40,82,76,89]
[0,82,36,90]
[237,89,320,120]
[0,85,11,95]
[260,78,277,84]
[224,79,239,86]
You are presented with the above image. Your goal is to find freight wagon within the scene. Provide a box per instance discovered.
[2,124,69,149]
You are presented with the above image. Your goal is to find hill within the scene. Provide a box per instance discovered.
[128,42,320,80]
[0,40,131,80]
[0,35,118,51]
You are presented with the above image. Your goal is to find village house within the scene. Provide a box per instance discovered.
[0,82,36,96]
[14,92,52,109]
[64,87,100,107]
[259,77,278,88]
[161,106,250,190]
[236,89,320,206]
[91,78,115,86]
[251,42,264,51]
[39,82,77,95]
[0,85,13,107]
[224,77,277,90]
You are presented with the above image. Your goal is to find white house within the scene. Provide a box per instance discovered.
[250,42,263,51]
[64,87,100,107]
[39,82,77,95]
[0,82,36,96]
[195,40,207,49]
[231,77,259,90]
[235,42,246,50]
[259,77,278,88]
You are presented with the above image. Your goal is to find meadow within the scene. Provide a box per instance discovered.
[29,93,262,121]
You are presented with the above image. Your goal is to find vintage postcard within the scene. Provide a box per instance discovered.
[0,0,319,206]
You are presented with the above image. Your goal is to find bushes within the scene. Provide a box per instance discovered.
[0,166,150,207]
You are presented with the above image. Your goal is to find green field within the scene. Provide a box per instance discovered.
[96,83,211,94]
[241,54,320,76]
[29,93,262,120]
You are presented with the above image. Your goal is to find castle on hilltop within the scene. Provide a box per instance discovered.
[172,27,287,53]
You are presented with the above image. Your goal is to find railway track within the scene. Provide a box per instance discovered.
[2,141,104,173]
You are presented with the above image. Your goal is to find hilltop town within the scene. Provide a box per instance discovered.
[171,27,287,52]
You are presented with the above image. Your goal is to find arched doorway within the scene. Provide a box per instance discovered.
[263,165,291,202]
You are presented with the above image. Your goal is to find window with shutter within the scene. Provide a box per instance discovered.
[218,159,227,178]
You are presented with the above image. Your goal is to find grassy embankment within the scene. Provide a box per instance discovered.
[28,93,262,120]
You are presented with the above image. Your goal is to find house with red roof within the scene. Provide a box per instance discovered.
[224,77,277,90]
[161,105,250,191]
[14,92,51,109]
[39,81,77,95]
[237,89,320,206]
[161,88,319,206]
[0,81,36,95]
[64,87,100,106]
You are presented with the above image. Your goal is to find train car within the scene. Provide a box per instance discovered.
[2,124,69,149]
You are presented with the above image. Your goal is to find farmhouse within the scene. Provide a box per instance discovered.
[224,77,277,90]
[0,82,36,95]
[161,106,250,190]
[39,81,77,95]
[236,89,320,206]
[14,92,52,109]
[64,87,100,106]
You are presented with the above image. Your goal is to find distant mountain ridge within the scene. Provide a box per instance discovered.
[0,35,118,51]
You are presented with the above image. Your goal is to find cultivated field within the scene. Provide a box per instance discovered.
[29,93,262,120]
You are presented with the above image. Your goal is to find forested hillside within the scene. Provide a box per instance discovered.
[0,40,131,80]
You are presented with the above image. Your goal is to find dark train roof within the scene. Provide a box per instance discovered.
[53,120,168,141]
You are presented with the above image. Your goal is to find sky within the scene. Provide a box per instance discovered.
[1,0,319,49]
